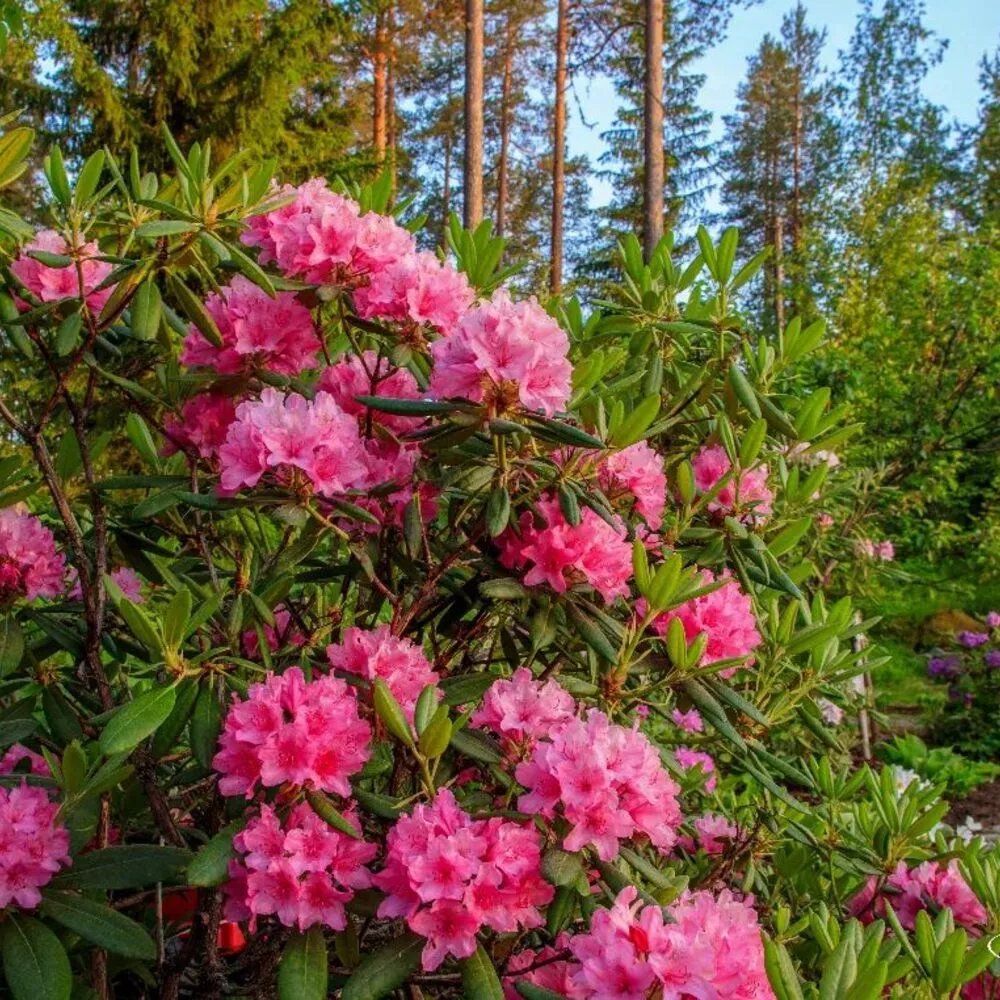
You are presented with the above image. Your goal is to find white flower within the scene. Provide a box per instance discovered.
[956,816,983,844]
[891,766,928,796]
[817,697,844,726]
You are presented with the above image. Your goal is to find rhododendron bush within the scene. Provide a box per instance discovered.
[0,127,997,1000]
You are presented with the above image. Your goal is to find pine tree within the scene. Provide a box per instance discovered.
[972,47,1000,224]
[28,0,366,178]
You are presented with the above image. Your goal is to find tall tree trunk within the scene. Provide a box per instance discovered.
[774,209,785,331]
[373,6,388,160]
[791,68,802,252]
[496,15,516,241]
[387,3,397,198]
[463,0,484,228]
[550,0,569,294]
[442,44,457,243]
[643,0,664,258]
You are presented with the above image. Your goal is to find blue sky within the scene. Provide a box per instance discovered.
[566,0,1000,211]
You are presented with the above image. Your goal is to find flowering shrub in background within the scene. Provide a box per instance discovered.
[0,125,997,1000]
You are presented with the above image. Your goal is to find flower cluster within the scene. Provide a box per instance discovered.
[849,860,987,929]
[326,625,440,722]
[316,351,422,435]
[691,444,773,523]
[595,441,667,530]
[503,937,580,1000]
[671,707,703,733]
[213,667,371,798]
[163,393,238,461]
[471,668,577,753]
[11,230,113,313]
[218,388,367,495]
[373,789,553,970]
[241,606,304,659]
[0,783,71,911]
[855,538,895,561]
[0,507,66,604]
[498,495,632,604]
[223,802,375,932]
[429,289,572,416]
[181,276,320,375]
[354,250,474,334]
[679,812,740,855]
[567,886,775,999]
[649,570,761,677]
[0,743,50,777]
[516,709,682,860]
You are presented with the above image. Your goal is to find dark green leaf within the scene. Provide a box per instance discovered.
[50,845,191,889]
[39,890,156,960]
[278,927,328,1000]
[339,931,423,1000]
[99,684,177,756]
[0,914,71,1000]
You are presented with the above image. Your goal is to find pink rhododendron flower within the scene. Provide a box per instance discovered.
[326,625,440,722]
[848,860,987,930]
[471,668,577,752]
[350,211,417,273]
[212,667,370,798]
[516,709,682,860]
[0,507,66,604]
[0,744,50,777]
[498,495,632,604]
[373,789,553,971]
[876,540,895,561]
[671,708,703,733]
[0,783,71,910]
[596,441,667,530]
[817,697,844,725]
[316,351,423,435]
[567,886,775,1000]
[353,251,474,334]
[11,229,113,313]
[72,565,145,604]
[818,512,835,529]
[429,289,572,416]
[692,812,739,854]
[504,937,584,1000]
[649,569,761,677]
[674,747,717,792]
[691,444,773,523]
[964,974,998,1000]
[218,388,369,495]
[180,277,320,375]
[163,392,238,461]
[223,801,376,932]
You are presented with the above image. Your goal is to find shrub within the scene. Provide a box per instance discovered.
[0,126,997,999]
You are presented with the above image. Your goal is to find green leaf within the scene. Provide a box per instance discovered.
[516,986,568,1000]
[167,274,222,347]
[135,220,200,238]
[450,727,503,764]
[50,845,191,890]
[0,127,34,189]
[130,279,162,340]
[353,395,460,416]
[565,604,617,663]
[117,598,163,656]
[486,486,511,537]
[440,672,496,706]
[39,890,156,960]
[0,615,23,676]
[73,150,105,205]
[339,931,423,1000]
[525,415,604,449]
[278,927,328,1000]
[188,821,245,886]
[417,705,452,759]
[126,413,159,467]
[44,145,71,204]
[769,517,813,558]
[190,681,222,770]
[461,943,504,1000]
[163,588,192,650]
[54,310,81,355]
[306,789,362,840]
[610,393,660,448]
[372,679,414,748]
[99,684,177,756]
[0,914,71,1000]
[0,718,37,748]
[541,848,584,887]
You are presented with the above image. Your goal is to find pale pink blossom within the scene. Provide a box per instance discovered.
[0,507,66,604]
[516,709,682,860]
[180,276,320,375]
[224,801,376,932]
[429,289,572,416]
[596,442,667,530]
[691,444,773,524]
[503,937,584,1000]
[11,229,113,313]
[674,747,717,792]
[212,667,371,798]
[326,625,440,722]
[650,570,761,677]
[354,251,474,334]
[373,789,553,970]
[471,669,576,752]
[317,351,423,435]
[692,812,739,854]
[498,495,632,605]
[671,708,703,733]
[0,783,71,910]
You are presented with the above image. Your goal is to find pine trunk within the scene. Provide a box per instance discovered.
[387,3,397,198]
[496,15,516,241]
[463,0,485,228]
[643,0,665,258]
[774,209,785,332]
[550,0,569,294]
[373,7,388,160]
[792,69,802,252]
